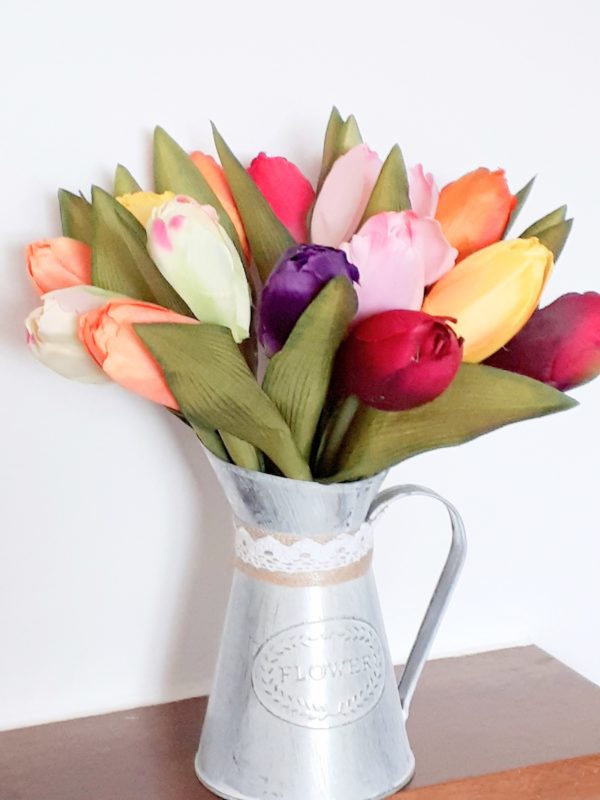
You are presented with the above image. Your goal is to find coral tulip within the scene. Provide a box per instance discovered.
[190,151,249,260]
[435,168,516,260]
[310,144,382,247]
[79,299,197,408]
[422,238,553,363]
[486,292,600,390]
[117,191,175,227]
[343,211,457,322]
[26,238,92,295]
[335,310,463,411]
[247,152,315,243]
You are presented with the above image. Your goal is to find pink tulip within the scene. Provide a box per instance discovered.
[247,153,315,243]
[343,211,457,323]
[310,144,382,247]
[408,164,439,218]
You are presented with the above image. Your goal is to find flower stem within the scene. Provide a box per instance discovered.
[317,396,360,478]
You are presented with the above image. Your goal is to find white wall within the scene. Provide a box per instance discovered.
[1,0,599,731]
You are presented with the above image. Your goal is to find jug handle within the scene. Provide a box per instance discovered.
[367,484,467,719]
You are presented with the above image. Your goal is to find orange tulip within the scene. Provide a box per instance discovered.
[79,299,197,408]
[435,168,516,261]
[26,237,91,295]
[190,151,250,261]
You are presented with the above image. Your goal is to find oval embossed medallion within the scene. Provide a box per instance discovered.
[252,618,386,728]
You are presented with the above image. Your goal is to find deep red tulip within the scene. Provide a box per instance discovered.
[247,153,315,243]
[335,310,463,411]
[485,292,600,391]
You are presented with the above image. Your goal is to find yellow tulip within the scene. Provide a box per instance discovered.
[422,238,553,363]
[117,191,175,227]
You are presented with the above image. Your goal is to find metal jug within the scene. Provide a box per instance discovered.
[196,452,467,800]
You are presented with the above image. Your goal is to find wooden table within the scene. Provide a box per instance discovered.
[2,646,600,799]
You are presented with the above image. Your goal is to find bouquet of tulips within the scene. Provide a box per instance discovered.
[24,109,600,482]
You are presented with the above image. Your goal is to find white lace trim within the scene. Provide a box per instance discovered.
[235,525,373,574]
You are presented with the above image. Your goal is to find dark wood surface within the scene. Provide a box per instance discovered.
[2,646,600,799]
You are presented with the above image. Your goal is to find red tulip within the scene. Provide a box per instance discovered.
[485,292,600,391]
[335,310,463,411]
[247,153,315,242]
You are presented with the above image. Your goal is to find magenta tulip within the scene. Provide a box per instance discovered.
[247,153,315,243]
[335,309,463,411]
[342,211,457,323]
[485,292,600,391]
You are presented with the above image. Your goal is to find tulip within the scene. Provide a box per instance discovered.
[247,152,315,243]
[258,244,359,356]
[422,238,553,363]
[190,151,250,260]
[79,299,197,408]
[486,292,600,391]
[342,211,457,322]
[335,310,463,411]
[408,164,439,218]
[25,286,118,382]
[435,168,516,261]
[117,191,175,227]
[310,144,382,247]
[26,238,92,295]
[146,195,251,343]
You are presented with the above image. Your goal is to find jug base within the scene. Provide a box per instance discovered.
[195,761,416,800]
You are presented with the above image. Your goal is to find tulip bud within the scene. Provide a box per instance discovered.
[258,244,359,356]
[248,152,315,243]
[435,168,516,261]
[343,211,457,322]
[25,286,118,382]
[78,299,198,408]
[310,144,382,247]
[117,191,175,227]
[335,310,463,411]
[190,151,250,260]
[486,292,600,391]
[146,195,251,343]
[422,238,553,363]
[26,238,92,295]
[408,164,439,218]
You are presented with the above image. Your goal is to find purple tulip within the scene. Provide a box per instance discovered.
[485,292,600,391]
[258,244,360,356]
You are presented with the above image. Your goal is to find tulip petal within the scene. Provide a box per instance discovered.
[248,153,315,243]
[26,237,92,295]
[311,144,383,247]
[408,164,439,218]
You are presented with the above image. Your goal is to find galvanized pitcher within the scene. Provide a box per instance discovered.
[196,452,467,800]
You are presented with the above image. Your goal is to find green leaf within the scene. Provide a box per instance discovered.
[316,107,363,192]
[152,126,244,260]
[520,206,567,238]
[135,323,312,480]
[114,164,142,196]
[212,124,295,283]
[91,186,191,314]
[503,176,536,237]
[533,218,573,262]
[220,431,263,471]
[360,145,410,224]
[262,277,358,462]
[58,189,93,245]
[325,364,577,482]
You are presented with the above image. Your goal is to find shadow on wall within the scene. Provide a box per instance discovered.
[159,405,235,701]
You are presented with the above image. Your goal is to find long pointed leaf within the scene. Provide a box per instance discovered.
[326,364,576,482]
[135,323,311,480]
[520,205,567,238]
[504,176,536,237]
[114,164,142,196]
[360,144,410,224]
[153,126,244,260]
[91,186,191,314]
[262,277,357,462]
[58,189,93,245]
[533,218,573,262]
[212,124,294,283]
[316,108,362,192]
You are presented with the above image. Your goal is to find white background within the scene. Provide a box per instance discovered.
[1,0,599,731]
